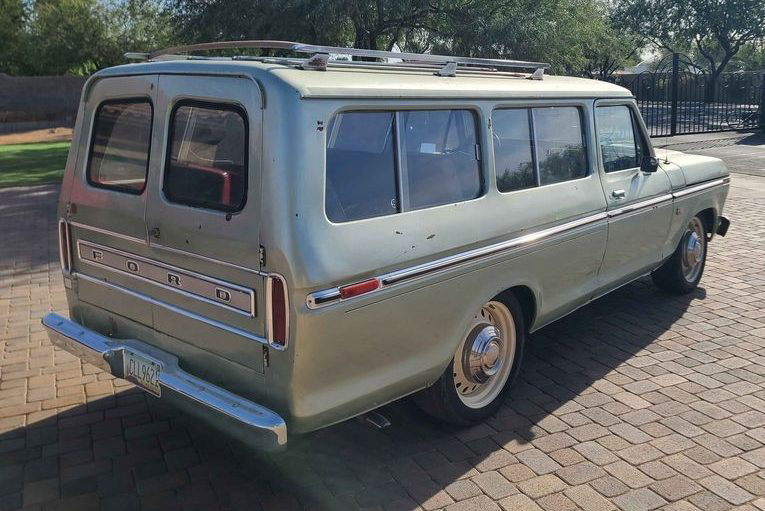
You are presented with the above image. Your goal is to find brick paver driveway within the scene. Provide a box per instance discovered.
[2,181,765,511]
[655,132,765,178]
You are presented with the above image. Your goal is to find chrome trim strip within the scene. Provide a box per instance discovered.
[42,312,286,447]
[77,240,256,317]
[306,177,730,310]
[58,219,72,273]
[68,221,147,244]
[68,221,266,276]
[307,210,607,309]
[381,211,607,287]
[607,193,673,218]
[672,178,728,199]
[150,242,268,277]
[306,288,342,309]
[75,272,268,345]
[265,273,290,351]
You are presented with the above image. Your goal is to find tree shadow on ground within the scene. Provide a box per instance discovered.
[734,132,765,147]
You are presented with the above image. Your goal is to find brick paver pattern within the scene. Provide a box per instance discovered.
[2,184,765,511]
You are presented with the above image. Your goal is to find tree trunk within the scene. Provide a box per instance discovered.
[704,72,719,104]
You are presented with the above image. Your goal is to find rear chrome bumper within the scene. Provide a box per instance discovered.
[42,313,287,450]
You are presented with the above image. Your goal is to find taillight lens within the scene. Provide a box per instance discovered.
[268,275,288,349]
[58,219,71,272]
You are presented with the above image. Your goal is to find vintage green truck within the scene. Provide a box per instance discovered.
[43,41,730,450]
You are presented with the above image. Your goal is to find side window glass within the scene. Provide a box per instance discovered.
[492,109,535,192]
[401,109,481,210]
[596,105,640,173]
[164,102,247,212]
[87,99,153,194]
[532,107,588,185]
[325,112,397,222]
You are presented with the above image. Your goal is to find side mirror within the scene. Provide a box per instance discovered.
[641,156,659,173]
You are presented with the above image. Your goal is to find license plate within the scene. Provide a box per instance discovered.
[123,350,161,397]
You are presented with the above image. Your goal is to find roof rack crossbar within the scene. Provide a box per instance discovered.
[130,40,550,75]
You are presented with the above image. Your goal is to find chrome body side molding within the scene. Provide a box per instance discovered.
[307,210,608,309]
[672,177,729,198]
[306,177,729,310]
[42,313,286,449]
[75,273,268,346]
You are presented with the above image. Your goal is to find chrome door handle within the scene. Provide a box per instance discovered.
[612,190,626,199]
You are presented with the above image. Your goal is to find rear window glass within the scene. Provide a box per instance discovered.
[401,110,481,210]
[532,107,588,185]
[325,109,482,223]
[326,112,397,222]
[492,109,536,192]
[164,102,247,213]
[87,99,153,194]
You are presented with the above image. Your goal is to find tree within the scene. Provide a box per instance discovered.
[730,41,765,71]
[107,0,175,56]
[420,0,636,78]
[21,0,113,75]
[0,0,25,74]
[579,4,642,80]
[169,0,348,47]
[614,0,765,101]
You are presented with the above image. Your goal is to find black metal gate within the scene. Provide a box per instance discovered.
[612,53,765,137]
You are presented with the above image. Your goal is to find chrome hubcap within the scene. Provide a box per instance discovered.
[453,301,517,409]
[685,232,702,265]
[681,217,705,283]
[463,325,503,384]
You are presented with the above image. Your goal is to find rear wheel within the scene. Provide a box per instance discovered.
[652,215,707,294]
[414,295,525,425]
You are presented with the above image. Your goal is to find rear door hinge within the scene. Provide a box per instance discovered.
[262,345,270,368]
[259,246,266,267]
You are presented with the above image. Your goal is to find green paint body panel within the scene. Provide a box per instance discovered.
[57,59,730,438]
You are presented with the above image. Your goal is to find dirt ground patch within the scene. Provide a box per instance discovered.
[0,126,73,145]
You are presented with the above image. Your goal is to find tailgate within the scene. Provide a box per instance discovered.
[64,73,267,372]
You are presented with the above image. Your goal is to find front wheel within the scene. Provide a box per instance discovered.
[652,215,707,294]
[414,295,525,425]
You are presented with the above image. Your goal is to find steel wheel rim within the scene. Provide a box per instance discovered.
[453,301,516,409]
[681,217,705,283]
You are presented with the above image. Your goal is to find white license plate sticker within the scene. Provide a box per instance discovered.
[123,350,161,397]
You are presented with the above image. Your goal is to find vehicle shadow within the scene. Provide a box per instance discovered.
[243,278,703,509]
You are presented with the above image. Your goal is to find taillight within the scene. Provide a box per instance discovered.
[267,275,289,349]
[339,278,380,299]
[58,219,71,272]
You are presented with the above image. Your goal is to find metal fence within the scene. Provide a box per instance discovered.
[611,54,765,137]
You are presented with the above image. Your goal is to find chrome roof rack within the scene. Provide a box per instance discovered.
[126,40,550,79]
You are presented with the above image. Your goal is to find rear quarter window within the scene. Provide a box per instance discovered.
[325,112,397,223]
[401,110,482,210]
[325,109,482,223]
[164,101,248,213]
[87,99,153,194]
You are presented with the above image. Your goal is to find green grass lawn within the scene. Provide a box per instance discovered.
[0,141,71,187]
